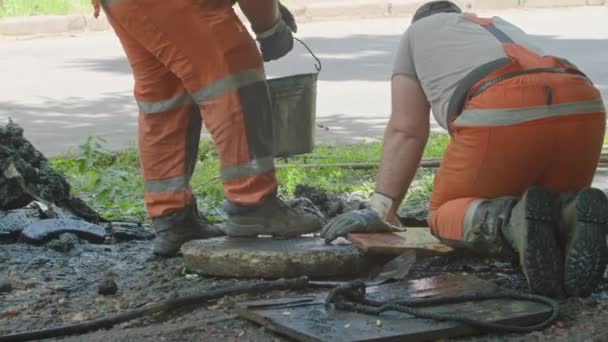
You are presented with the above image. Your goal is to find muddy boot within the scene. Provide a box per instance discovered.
[222,195,324,238]
[152,197,225,257]
[558,188,608,298]
[502,186,564,297]
[461,196,518,256]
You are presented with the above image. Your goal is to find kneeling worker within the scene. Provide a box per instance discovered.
[321,1,608,298]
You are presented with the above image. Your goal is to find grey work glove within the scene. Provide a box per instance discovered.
[320,209,394,244]
[256,19,294,62]
[278,2,297,33]
[255,3,297,62]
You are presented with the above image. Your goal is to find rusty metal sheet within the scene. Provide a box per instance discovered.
[347,230,456,256]
[235,274,553,342]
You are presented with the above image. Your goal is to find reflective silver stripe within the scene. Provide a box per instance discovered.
[454,100,606,127]
[137,92,191,115]
[144,176,188,194]
[220,156,275,181]
[191,68,266,104]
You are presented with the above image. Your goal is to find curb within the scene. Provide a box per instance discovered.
[0,0,607,37]
[0,13,110,37]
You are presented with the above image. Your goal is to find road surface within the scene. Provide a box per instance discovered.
[1,6,608,156]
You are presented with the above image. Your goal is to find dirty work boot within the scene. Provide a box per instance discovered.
[223,195,324,238]
[152,197,225,257]
[502,186,564,297]
[462,196,519,256]
[558,188,608,298]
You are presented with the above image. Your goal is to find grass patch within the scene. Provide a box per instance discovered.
[50,133,449,222]
[50,136,145,221]
[0,0,91,17]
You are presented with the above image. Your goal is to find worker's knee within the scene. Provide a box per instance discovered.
[428,197,477,242]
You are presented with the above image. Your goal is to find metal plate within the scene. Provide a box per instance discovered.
[235,274,553,342]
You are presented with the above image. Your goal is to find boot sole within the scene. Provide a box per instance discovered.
[153,228,225,257]
[564,188,608,298]
[522,186,564,297]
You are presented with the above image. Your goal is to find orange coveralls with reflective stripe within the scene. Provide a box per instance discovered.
[427,16,606,245]
[99,0,277,218]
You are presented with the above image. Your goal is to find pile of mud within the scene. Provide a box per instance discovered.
[292,184,429,226]
[0,121,152,245]
[0,121,99,219]
[293,184,370,219]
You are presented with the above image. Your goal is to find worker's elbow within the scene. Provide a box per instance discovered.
[385,121,429,142]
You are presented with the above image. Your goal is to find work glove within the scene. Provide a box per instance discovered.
[256,3,297,62]
[320,209,395,244]
[321,193,404,244]
[278,2,297,33]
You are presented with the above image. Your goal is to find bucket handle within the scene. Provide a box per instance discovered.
[294,37,322,73]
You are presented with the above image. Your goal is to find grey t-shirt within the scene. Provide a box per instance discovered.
[392,13,544,129]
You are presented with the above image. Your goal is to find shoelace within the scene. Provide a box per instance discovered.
[275,197,298,214]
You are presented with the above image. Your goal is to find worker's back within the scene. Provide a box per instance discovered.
[393,13,547,129]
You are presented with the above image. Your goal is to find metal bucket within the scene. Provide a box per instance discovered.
[267,38,322,158]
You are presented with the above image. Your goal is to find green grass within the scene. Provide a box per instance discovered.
[0,0,91,17]
[50,133,449,222]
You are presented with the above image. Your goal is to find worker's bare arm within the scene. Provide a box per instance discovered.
[374,75,431,221]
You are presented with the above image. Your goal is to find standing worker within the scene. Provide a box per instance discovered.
[321,1,608,298]
[91,0,323,256]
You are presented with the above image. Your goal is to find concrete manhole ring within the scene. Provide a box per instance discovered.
[181,237,369,279]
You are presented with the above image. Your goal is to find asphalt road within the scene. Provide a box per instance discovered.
[1,6,608,156]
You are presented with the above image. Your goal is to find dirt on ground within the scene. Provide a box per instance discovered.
[1,235,607,342]
[1,129,607,342]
